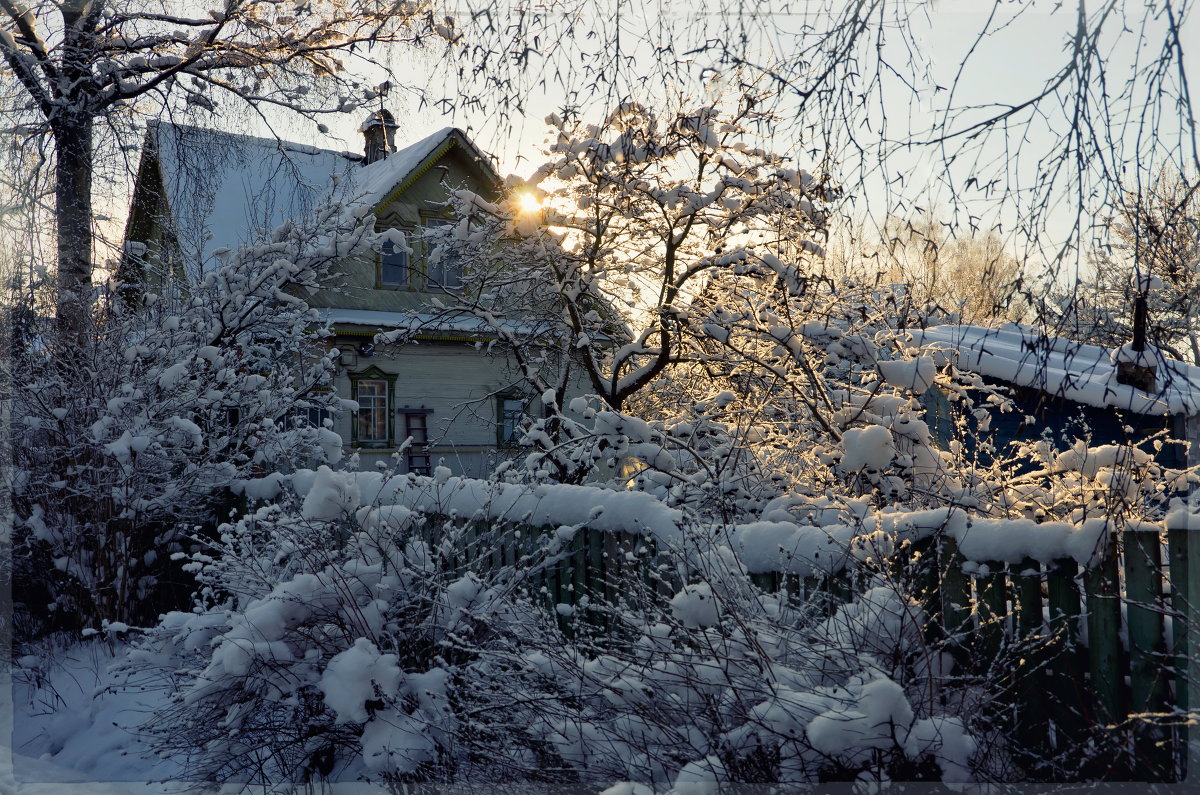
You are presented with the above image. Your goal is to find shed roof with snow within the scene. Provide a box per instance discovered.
[911,323,1200,417]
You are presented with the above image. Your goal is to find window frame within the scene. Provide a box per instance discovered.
[349,367,396,449]
[418,212,463,292]
[496,394,529,447]
[378,236,412,289]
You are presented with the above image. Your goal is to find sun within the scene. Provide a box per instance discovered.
[514,190,543,215]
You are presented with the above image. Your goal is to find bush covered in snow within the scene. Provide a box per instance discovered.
[115,459,1010,788]
[9,205,375,636]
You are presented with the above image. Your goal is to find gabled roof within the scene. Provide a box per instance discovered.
[133,122,499,276]
[142,121,358,275]
[345,127,500,212]
[911,322,1200,416]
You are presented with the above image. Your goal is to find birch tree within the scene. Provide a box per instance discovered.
[0,0,433,344]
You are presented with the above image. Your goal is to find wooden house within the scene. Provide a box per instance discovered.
[911,323,1200,473]
[121,116,560,476]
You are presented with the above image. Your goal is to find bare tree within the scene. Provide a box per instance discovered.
[1070,170,1200,361]
[837,214,1032,324]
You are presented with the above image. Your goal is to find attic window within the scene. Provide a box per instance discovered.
[421,217,462,291]
[380,239,409,287]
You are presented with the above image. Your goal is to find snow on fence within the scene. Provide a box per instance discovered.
[461,501,1198,781]
[282,468,1198,779]
[740,508,1200,782]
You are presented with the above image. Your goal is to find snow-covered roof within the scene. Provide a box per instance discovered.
[149,121,359,274]
[145,122,497,275]
[342,126,500,210]
[910,323,1200,416]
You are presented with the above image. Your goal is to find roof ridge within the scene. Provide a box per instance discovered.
[147,118,361,162]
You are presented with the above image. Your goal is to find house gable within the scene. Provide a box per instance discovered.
[308,130,501,314]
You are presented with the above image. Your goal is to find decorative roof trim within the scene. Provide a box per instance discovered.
[376,138,458,212]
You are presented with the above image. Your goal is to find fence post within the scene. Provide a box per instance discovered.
[1124,523,1171,780]
[939,537,972,669]
[603,530,621,608]
[1014,557,1048,755]
[1085,525,1123,728]
[1168,514,1198,779]
[974,562,1009,675]
[1046,558,1085,750]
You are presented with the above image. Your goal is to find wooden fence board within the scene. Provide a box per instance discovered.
[1046,559,1085,749]
[1167,522,1197,779]
[939,538,972,667]
[1085,530,1124,726]
[1014,558,1048,753]
[1124,526,1171,780]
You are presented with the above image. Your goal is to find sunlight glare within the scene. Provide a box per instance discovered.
[515,190,543,215]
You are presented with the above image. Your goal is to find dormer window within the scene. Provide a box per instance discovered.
[421,216,462,291]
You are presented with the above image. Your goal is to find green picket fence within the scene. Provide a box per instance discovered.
[416,516,672,629]
[744,523,1197,782]
[418,510,1196,780]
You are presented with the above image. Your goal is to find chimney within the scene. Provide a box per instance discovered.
[361,109,398,165]
[1115,272,1160,391]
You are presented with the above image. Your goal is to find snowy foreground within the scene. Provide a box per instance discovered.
[7,639,180,793]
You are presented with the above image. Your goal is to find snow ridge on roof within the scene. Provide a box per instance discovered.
[911,322,1200,416]
[343,126,501,210]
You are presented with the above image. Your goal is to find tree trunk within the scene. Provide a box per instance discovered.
[53,114,95,347]
[54,0,99,347]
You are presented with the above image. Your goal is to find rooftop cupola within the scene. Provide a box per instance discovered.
[361,109,398,165]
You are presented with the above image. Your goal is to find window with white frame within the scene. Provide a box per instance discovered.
[497,396,528,446]
[354,377,389,446]
[421,217,462,290]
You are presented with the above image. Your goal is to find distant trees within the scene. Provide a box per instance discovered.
[833,214,1031,325]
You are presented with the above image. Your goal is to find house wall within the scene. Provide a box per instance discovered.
[330,335,547,478]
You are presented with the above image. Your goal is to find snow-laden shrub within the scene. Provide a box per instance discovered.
[122,465,986,787]
[10,204,375,635]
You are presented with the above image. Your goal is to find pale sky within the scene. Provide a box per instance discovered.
[124,1,1197,285]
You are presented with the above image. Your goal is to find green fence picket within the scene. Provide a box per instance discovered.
[1085,528,1123,727]
[1168,519,1197,779]
[975,562,1009,676]
[939,537,972,667]
[1124,524,1171,780]
[1014,557,1048,754]
[1046,558,1085,749]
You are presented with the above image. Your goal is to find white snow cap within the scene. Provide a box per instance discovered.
[911,322,1200,415]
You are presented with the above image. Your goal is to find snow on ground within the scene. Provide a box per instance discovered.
[6,637,181,793]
